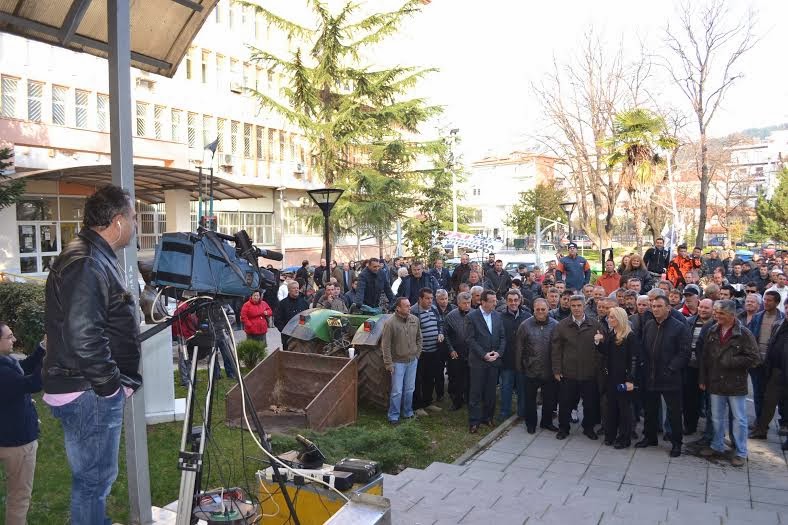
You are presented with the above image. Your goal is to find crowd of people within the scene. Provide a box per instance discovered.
[368,240,788,466]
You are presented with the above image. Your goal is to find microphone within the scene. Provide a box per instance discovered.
[255,248,283,261]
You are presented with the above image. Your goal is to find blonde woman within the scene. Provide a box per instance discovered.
[595,306,638,448]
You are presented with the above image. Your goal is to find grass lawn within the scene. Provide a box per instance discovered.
[4,370,495,524]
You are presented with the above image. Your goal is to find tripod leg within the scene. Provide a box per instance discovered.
[175,346,201,525]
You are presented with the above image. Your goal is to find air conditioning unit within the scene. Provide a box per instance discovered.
[294,163,305,175]
[229,81,243,94]
[136,78,156,91]
[221,154,234,166]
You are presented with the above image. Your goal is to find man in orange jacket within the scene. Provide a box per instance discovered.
[667,244,702,288]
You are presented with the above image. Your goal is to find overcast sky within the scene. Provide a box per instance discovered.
[281,0,788,161]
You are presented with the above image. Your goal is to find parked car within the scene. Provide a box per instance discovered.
[559,234,594,249]
[707,236,726,247]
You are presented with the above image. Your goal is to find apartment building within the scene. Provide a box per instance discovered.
[0,0,379,274]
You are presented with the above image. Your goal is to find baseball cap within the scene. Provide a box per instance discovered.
[568,242,578,249]
[518,263,527,269]
[683,284,701,296]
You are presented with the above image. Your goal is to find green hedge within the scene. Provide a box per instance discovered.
[0,281,46,353]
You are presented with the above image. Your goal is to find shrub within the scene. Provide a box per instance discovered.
[236,338,267,369]
[0,282,46,353]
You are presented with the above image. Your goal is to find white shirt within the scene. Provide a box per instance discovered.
[278,283,289,301]
[481,308,494,333]
[572,315,585,327]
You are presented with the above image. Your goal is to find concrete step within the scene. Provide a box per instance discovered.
[384,460,785,525]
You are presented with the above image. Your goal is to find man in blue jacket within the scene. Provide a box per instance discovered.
[556,243,591,292]
[0,323,45,525]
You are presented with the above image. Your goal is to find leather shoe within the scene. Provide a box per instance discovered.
[541,423,559,432]
[526,426,536,434]
[662,432,672,442]
[635,438,657,448]
[556,431,568,440]
[670,445,682,457]
[782,440,788,451]
[583,428,598,440]
[748,431,767,439]
[604,439,614,446]
[469,425,479,434]
[614,441,630,449]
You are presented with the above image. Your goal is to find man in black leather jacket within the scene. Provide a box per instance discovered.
[42,185,141,524]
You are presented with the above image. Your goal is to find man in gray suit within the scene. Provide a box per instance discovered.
[467,289,506,433]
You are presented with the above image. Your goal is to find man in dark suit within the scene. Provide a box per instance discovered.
[333,262,356,294]
[467,290,506,433]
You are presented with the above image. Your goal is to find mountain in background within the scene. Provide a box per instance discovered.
[740,123,788,140]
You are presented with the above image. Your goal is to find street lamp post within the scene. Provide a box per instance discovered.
[449,128,460,258]
[560,201,577,243]
[307,188,344,268]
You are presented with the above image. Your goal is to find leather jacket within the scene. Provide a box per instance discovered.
[43,229,142,396]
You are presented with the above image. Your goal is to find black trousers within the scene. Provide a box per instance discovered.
[754,370,787,435]
[524,376,557,429]
[447,357,470,407]
[469,366,498,426]
[644,390,683,446]
[414,351,443,409]
[605,388,633,442]
[436,342,449,399]
[558,378,599,433]
[682,367,701,433]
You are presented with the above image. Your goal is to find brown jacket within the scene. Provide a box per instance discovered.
[551,315,603,381]
[381,313,422,367]
[700,321,760,396]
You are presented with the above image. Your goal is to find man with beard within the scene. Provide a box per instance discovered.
[644,237,670,276]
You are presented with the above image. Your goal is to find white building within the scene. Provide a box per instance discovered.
[0,0,381,276]
[462,151,559,246]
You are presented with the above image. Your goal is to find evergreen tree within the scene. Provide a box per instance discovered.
[751,168,788,243]
[244,0,440,254]
[0,146,25,210]
[505,183,566,237]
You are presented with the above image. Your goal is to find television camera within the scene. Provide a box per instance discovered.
[142,229,313,525]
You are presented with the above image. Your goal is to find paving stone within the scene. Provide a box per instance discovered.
[706,466,748,485]
[500,467,545,486]
[622,471,665,488]
[489,437,529,455]
[432,473,480,491]
[400,467,440,482]
[749,487,788,505]
[407,499,474,522]
[476,449,517,465]
[583,465,626,483]
[662,488,705,502]
[670,500,727,520]
[599,516,662,525]
[708,480,751,501]
[388,492,423,512]
[441,489,503,508]
[459,506,528,525]
[532,505,604,525]
[583,485,631,502]
[465,459,506,472]
[539,479,587,499]
[491,495,551,516]
[538,471,584,484]
[748,471,788,490]
[663,475,707,494]
[508,455,551,471]
[522,446,562,460]
[628,492,679,509]
[391,508,434,525]
[545,459,589,476]
[425,462,469,477]
[725,505,779,524]
[613,501,668,521]
[461,465,505,482]
[382,473,411,491]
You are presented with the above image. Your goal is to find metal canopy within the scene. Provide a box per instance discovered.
[23,164,268,203]
[0,0,218,77]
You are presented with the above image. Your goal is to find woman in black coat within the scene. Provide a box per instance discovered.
[596,307,639,448]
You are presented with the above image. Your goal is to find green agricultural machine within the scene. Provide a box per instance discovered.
[281,308,393,409]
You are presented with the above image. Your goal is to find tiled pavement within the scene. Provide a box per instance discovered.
[384,422,788,524]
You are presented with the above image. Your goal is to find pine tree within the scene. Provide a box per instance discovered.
[0,146,25,210]
[243,0,440,254]
[751,168,788,243]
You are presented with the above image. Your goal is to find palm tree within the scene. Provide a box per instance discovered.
[603,109,679,252]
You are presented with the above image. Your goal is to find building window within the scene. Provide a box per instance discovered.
[256,126,265,159]
[285,207,318,236]
[52,85,67,125]
[216,118,226,152]
[216,54,227,90]
[187,112,199,148]
[203,115,213,149]
[201,50,210,84]
[229,1,236,29]
[268,128,276,161]
[185,49,193,80]
[472,187,481,196]
[231,120,239,154]
[27,80,43,122]
[243,212,274,245]
[230,59,241,88]
[1,76,19,118]
[171,109,183,142]
[136,101,148,136]
[244,123,252,158]
[136,202,166,251]
[75,89,89,129]
[16,196,85,273]
[154,105,166,140]
[289,134,296,162]
[255,66,265,92]
[279,131,285,162]
[97,94,109,131]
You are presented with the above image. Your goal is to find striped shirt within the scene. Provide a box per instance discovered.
[411,303,442,353]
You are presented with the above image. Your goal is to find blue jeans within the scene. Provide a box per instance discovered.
[388,359,418,421]
[499,369,524,420]
[710,394,748,458]
[749,365,767,420]
[50,389,125,525]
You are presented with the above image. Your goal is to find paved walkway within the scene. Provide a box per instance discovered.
[384,422,788,524]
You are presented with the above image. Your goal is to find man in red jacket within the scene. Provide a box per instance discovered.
[240,290,273,346]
